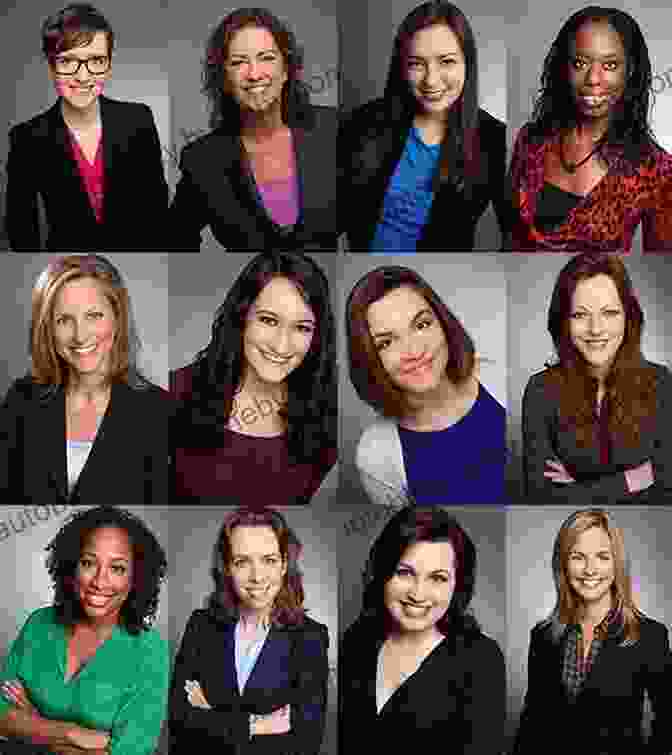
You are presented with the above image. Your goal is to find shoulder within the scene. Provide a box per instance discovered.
[288,615,329,647]
[635,614,669,644]
[112,380,170,409]
[179,128,235,166]
[523,369,554,398]
[170,364,196,400]
[9,104,58,141]
[342,616,378,652]
[647,360,672,386]
[2,376,53,406]
[340,98,399,137]
[22,605,59,632]
[101,96,153,120]
[456,630,504,662]
[130,624,169,655]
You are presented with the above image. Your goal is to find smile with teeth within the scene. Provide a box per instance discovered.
[401,601,432,614]
[247,585,270,596]
[583,340,609,349]
[581,95,608,106]
[260,350,291,365]
[71,343,98,355]
[402,358,433,376]
[579,579,603,588]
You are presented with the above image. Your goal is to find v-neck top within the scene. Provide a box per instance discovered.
[0,607,169,755]
[234,620,270,694]
[68,128,105,224]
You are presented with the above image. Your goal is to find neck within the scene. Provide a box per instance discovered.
[572,117,608,143]
[67,371,110,401]
[238,369,287,404]
[386,625,443,651]
[579,595,613,627]
[413,113,447,143]
[239,608,269,630]
[61,97,101,130]
[240,102,285,141]
[401,374,472,429]
[77,615,117,640]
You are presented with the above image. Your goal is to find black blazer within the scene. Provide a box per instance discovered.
[522,363,672,505]
[338,99,508,251]
[0,377,169,507]
[340,618,505,754]
[169,609,329,755]
[168,106,337,252]
[4,96,168,251]
[513,616,671,755]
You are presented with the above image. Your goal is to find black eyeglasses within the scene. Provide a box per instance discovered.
[53,55,110,76]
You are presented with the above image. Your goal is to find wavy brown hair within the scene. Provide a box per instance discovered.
[546,509,642,645]
[544,252,657,448]
[208,507,306,627]
[346,266,476,419]
[30,254,148,390]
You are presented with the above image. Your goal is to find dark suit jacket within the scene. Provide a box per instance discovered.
[339,618,505,754]
[169,609,329,755]
[0,376,169,507]
[168,106,337,252]
[5,96,168,251]
[338,100,509,251]
[522,363,672,505]
[513,616,671,755]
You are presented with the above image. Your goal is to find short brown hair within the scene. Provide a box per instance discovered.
[30,255,138,387]
[42,3,114,61]
[346,266,476,418]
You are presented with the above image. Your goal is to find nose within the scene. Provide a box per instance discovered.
[72,318,90,344]
[91,566,108,590]
[406,577,428,603]
[587,314,605,335]
[245,60,265,80]
[422,62,441,88]
[269,327,293,356]
[585,62,604,87]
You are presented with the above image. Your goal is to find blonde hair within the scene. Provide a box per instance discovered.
[548,509,642,645]
[30,255,142,387]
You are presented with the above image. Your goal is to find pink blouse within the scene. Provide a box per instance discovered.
[68,130,105,224]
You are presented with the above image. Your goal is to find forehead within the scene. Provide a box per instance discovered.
[82,526,132,556]
[53,276,111,312]
[398,540,456,571]
[229,525,281,555]
[229,25,280,55]
[367,285,432,330]
[571,274,622,307]
[251,276,314,321]
[571,20,625,56]
[571,526,612,552]
[407,23,463,57]
[60,30,109,57]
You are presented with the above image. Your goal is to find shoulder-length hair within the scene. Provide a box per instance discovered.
[30,254,150,392]
[202,7,313,132]
[545,509,642,645]
[42,3,115,61]
[359,505,480,637]
[45,506,168,635]
[528,6,659,163]
[346,266,475,419]
[207,507,306,627]
[383,1,481,192]
[544,251,657,448]
[179,252,336,463]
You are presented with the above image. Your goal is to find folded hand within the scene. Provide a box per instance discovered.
[544,459,575,484]
[1,679,38,716]
[185,680,212,710]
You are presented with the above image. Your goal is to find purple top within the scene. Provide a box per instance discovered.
[257,174,300,227]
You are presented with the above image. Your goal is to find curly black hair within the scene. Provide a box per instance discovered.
[201,7,314,132]
[45,506,167,635]
[528,6,660,163]
[175,251,336,464]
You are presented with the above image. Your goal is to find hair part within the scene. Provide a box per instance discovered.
[42,3,114,61]
[346,266,475,419]
[208,507,306,626]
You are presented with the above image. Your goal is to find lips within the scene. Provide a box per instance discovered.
[579,94,609,108]
[401,356,433,376]
[71,343,97,354]
[400,601,432,615]
[259,349,291,365]
[247,585,270,597]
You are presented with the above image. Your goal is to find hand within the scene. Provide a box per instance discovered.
[625,460,655,494]
[185,680,212,710]
[252,704,291,736]
[544,459,575,484]
[66,725,111,750]
[1,679,38,715]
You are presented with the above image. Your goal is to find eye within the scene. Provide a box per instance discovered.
[79,557,94,569]
[603,61,619,71]
[407,60,424,69]
[432,574,450,583]
[570,312,586,320]
[395,567,412,578]
[416,318,433,331]
[261,54,277,63]
[605,309,621,317]
[259,315,278,326]
[571,58,587,70]
[87,311,104,320]
[440,58,457,66]
[112,565,127,575]
[296,324,314,334]
[375,338,392,352]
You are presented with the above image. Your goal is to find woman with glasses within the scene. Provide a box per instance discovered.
[4,3,168,251]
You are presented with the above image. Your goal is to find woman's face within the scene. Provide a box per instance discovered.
[48,31,111,111]
[227,525,288,618]
[568,273,626,379]
[384,540,456,635]
[566,526,615,611]
[567,20,627,123]
[75,526,133,624]
[367,285,450,395]
[224,25,288,114]
[404,23,466,117]
[242,276,316,388]
[52,276,117,379]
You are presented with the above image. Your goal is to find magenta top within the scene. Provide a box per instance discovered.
[257,173,300,227]
[68,130,105,224]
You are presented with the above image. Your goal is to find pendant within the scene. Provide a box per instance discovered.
[565,161,577,174]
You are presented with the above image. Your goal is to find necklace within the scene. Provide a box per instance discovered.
[559,133,605,174]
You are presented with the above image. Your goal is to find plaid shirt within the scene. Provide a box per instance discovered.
[562,608,621,701]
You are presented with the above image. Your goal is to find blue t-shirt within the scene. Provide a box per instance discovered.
[370,126,440,253]
[398,383,507,505]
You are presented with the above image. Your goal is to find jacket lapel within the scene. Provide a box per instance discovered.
[99,96,119,227]
[243,626,289,695]
[38,387,69,502]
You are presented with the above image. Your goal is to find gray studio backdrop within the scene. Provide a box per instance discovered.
[0,504,171,754]
[507,0,672,252]
[506,506,672,750]
[339,0,507,251]
[337,254,508,508]
[0,0,171,249]
[167,251,339,506]
[166,505,338,755]
[0,253,169,397]
[505,254,672,501]
[166,0,338,252]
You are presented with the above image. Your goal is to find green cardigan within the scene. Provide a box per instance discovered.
[0,606,169,755]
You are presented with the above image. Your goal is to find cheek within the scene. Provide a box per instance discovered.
[93,81,105,96]
[54,80,69,97]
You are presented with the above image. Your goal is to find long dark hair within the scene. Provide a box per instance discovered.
[383,1,481,193]
[202,7,314,132]
[358,506,480,638]
[176,252,336,463]
[528,6,659,164]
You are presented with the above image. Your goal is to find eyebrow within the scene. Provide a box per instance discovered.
[571,304,621,311]
[229,49,277,58]
[54,307,102,316]
[371,307,434,340]
[255,307,315,324]
[232,552,281,559]
[81,551,129,562]
[569,549,611,556]
[407,51,461,59]
[397,561,452,575]
[572,52,623,60]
